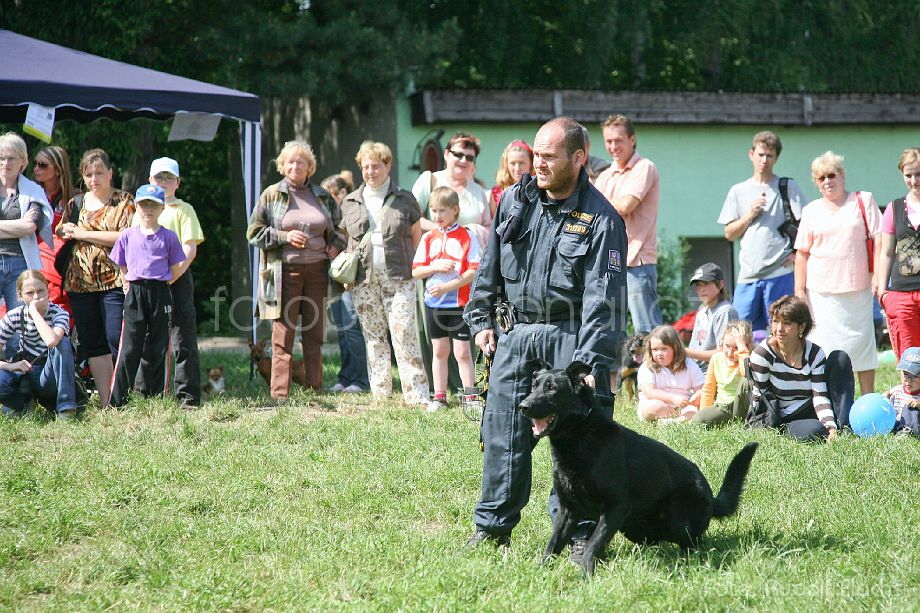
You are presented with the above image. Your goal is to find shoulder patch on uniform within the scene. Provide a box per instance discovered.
[569,211,595,223]
[564,222,589,235]
[608,249,621,272]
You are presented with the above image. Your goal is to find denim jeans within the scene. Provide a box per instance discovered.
[0,254,28,360]
[328,290,369,388]
[0,335,77,415]
[0,253,28,311]
[626,264,663,333]
[732,272,795,332]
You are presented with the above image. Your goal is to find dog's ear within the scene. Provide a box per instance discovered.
[565,361,593,388]
[527,358,552,374]
[248,340,255,350]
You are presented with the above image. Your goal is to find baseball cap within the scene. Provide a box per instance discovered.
[897,347,920,377]
[135,184,166,205]
[690,262,724,284]
[149,157,180,178]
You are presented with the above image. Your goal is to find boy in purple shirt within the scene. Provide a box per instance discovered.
[108,184,185,408]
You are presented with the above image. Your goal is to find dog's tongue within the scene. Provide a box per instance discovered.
[532,417,552,437]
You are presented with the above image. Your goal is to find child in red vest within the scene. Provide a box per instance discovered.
[412,187,481,413]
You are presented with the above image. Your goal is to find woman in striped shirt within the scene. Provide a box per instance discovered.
[749,296,855,441]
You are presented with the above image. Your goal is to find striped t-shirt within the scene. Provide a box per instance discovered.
[0,303,70,359]
[749,339,835,429]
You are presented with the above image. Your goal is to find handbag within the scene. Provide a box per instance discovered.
[329,194,394,285]
[744,387,782,430]
[856,191,875,273]
[53,194,83,277]
[776,177,799,247]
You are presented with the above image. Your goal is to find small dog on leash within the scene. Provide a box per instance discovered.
[616,333,646,401]
[248,340,308,388]
[520,360,758,576]
[201,367,226,398]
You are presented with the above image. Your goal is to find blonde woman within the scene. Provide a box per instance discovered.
[338,141,429,406]
[0,132,53,311]
[490,139,533,217]
[794,151,881,393]
[246,141,345,400]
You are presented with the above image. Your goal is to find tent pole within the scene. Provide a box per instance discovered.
[240,120,262,381]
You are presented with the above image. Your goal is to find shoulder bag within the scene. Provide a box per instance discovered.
[776,177,799,247]
[53,194,83,277]
[744,387,782,429]
[856,191,875,273]
[329,194,394,285]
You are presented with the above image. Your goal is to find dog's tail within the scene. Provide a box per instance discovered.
[712,442,758,518]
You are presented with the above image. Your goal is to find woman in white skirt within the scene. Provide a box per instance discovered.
[794,151,882,393]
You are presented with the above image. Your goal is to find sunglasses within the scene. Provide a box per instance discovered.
[816,173,837,182]
[34,160,50,169]
[448,149,476,163]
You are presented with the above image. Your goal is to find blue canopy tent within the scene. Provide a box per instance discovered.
[0,29,262,343]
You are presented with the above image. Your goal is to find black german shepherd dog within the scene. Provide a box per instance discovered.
[520,360,758,576]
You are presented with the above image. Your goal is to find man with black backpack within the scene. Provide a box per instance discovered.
[718,131,808,332]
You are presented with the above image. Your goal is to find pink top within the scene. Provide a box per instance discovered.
[795,191,882,293]
[595,152,659,266]
[881,194,920,233]
[281,184,328,264]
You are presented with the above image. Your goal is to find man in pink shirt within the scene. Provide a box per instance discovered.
[595,114,663,335]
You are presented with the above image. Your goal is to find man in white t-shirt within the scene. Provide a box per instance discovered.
[718,131,808,331]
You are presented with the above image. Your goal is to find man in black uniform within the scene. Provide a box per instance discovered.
[463,117,628,554]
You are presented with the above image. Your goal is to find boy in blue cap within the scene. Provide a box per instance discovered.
[883,346,920,435]
[108,184,185,408]
[135,157,205,408]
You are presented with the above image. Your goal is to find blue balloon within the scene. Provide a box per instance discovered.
[849,393,896,438]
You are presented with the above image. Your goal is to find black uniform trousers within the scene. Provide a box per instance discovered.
[136,270,201,405]
[475,319,609,535]
[110,279,172,408]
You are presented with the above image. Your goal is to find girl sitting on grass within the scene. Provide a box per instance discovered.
[691,320,753,427]
[0,270,77,421]
[637,325,704,422]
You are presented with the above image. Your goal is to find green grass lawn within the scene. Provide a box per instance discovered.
[1,352,918,610]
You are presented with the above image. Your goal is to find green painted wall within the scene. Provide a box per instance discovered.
[395,97,920,242]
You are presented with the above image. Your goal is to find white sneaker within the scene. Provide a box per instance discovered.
[342,384,364,393]
[330,383,346,393]
[426,398,449,413]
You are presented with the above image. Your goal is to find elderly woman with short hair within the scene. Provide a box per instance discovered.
[794,150,881,393]
[0,132,53,311]
[339,140,429,406]
[247,140,345,400]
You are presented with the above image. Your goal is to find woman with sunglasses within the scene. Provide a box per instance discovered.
[411,132,491,397]
[412,131,491,237]
[31,146,76,315]
[794,150,881,394]
[0,132,53,314]
[490,139,534,218]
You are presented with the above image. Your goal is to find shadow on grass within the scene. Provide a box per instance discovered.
[596,524,852,573]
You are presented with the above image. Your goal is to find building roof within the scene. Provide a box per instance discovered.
[411,89,920,126]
